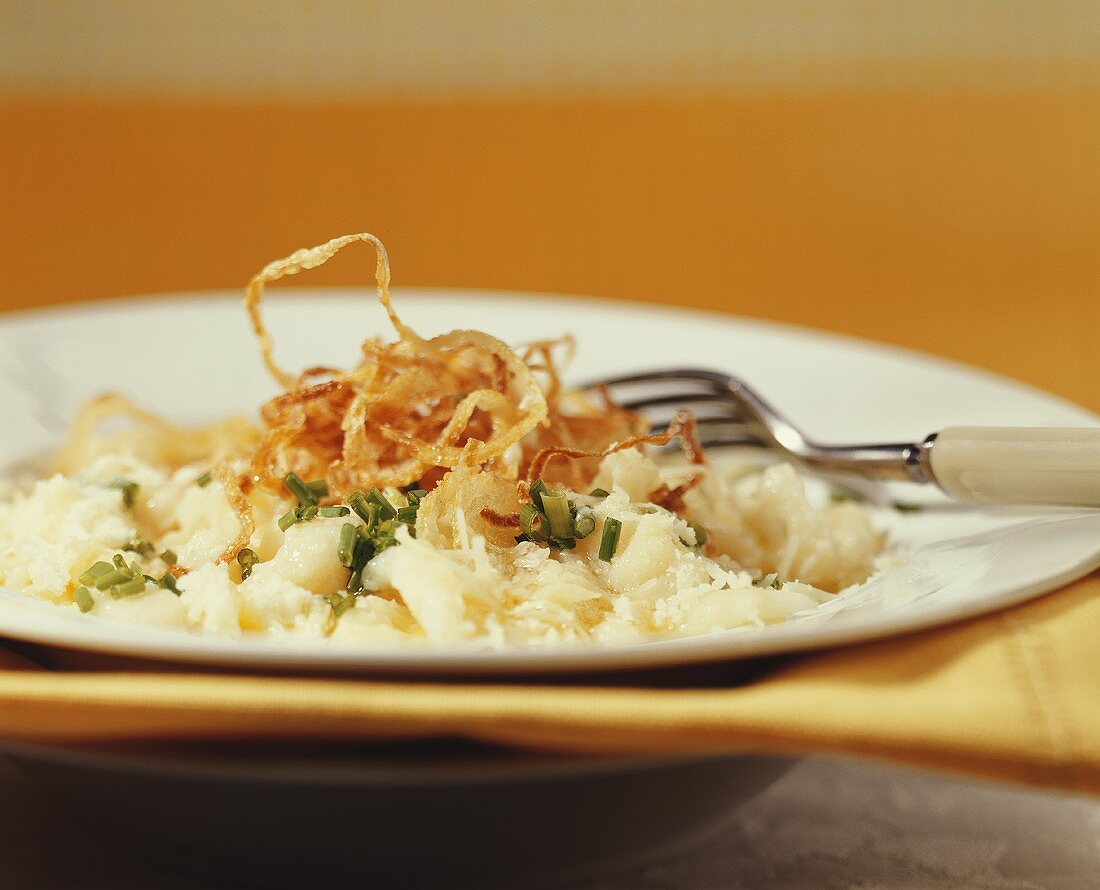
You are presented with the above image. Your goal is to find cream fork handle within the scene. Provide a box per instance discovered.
[928,427,1100,507]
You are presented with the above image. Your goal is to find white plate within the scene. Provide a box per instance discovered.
[0,289,1098,675]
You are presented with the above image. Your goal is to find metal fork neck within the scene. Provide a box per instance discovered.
[795,438,934,483]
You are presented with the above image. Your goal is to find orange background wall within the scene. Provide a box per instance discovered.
[2,91,1098,410]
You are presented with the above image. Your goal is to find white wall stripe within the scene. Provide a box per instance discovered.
[2,1,1099,98]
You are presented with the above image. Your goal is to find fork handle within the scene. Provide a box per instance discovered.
[928,426,1100,507]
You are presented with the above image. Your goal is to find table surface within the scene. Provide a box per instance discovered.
[3,753,1096,889]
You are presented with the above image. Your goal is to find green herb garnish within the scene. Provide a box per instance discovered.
[598,517,622,562]
[686,521,708,547]
[236,548,259,580]
[892,502,924,513]
[518,502,547,541]
[156,573,181,595]
[73,587,94,613]
[330,592,357,617]
[195,470,213,488]
[78,561,114,587]
[365,487,396,521]
[109,478,139,508]
[124,535,155,557]
[317,505,351,518]
[110,576,147,599]
[573,510,597,540]
[347,490,377,528]
[540,492,573,539]
[528,478,550,512]
[284,472,318,507]
[589,488,610,499]
[337,523,359,569]
[95,567,132,590]
[160,548,178,566]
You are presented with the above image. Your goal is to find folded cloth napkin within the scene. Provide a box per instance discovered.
[0,572,1097,795]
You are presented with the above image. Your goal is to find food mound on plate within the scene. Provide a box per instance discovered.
[0,234,884,646]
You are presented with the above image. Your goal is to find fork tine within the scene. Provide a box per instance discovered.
[617,391,733,412]
[582,368,732,389]
[643,405,751,427]
[585,367,759,444]
[648,418,762,448]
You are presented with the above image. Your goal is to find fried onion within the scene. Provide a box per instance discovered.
[62,232,699,563]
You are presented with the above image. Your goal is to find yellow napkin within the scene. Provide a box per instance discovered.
[0,572,1097,795]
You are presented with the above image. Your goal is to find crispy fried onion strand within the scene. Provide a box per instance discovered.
[215,463,256,564]
[55,394,258,476]
[524,410,706,492]
[62,234,661,566]
[225,233,558,561]
[246,232,416,389]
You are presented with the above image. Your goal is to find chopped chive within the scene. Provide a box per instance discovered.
[347,490,373,525]
[95,569,131,589]
[284,472,317,507]
[573,511,597,540]
[124,535,154,556]
[79,561,114,586]
[589,488,610,499]
[687,521,708,547]
[156,573,179,593]
[346,567,365,593]
[73,587,94,613]
[396,505,418,524]
[528,478,549,512]
[160,548,178,566]
[892,502,924,513]
[305,479,329,499]
[278,509,299,532]
[317,505,350,518]
[828,487,855,503]
[94,568,131,590]
[351,532,375,570]
[110,576,147,599]
[109,478,139,508]
[236,548,259,580]
[598,517,622,562]
[337,523,359,569]
[332,593,357,617]
[404,488,427,505]
[157,573,181,595]
[549,536,577,551]
[366,487,396,521]
[298,504,319,522]
[519,503,547,540]
[195,470,213,488]
[143,574,157,583]
[112,554,127,570]
[541,493,573,539]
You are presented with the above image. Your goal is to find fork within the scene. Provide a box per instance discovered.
[585,368,1100,508]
